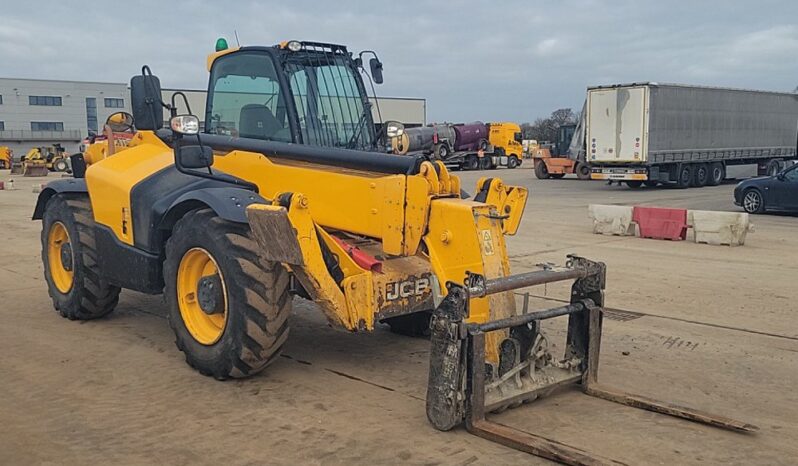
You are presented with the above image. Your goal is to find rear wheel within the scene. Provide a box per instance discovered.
[692,163,709,187]
[626,180,643,188]
[742,189,765,214]
[464,155,479,170]
[575,162,591,180]
[164,209,291,379]
[708,162,725,186]
[41,195,120,320]
[53,159,68,172]
[765,159,781,177]
[534,160,550,179]
[676,164,692,189]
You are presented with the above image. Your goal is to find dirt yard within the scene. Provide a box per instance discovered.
[1,167,796,465]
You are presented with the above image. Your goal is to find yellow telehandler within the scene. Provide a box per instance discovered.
[33,39,754,465]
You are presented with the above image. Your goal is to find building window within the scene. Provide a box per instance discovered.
[31,122,64,131]
[29,95,62,106]
[104,98,125,108]
[0,122,4,131]
[86,97,98,133]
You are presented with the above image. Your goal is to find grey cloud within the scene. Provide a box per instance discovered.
[1,0,796,122]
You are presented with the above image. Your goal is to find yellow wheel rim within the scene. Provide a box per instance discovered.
[177,247,228,345]
[47,221,74,293]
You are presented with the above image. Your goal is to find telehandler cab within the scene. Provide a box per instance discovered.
[33,39,755,464]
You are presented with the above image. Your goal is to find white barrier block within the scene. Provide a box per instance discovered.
[588,204,635,236]
[688,210,752,246]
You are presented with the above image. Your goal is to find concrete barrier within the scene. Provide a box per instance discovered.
[588,204,636,236]
[688,210,752,246]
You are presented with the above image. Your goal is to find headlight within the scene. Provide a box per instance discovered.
[386,121,405,138]
[170,115,200,135]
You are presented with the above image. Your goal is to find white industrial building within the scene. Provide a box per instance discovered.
[0,77,426,155]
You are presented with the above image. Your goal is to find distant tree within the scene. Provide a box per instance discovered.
[520,108,577,143]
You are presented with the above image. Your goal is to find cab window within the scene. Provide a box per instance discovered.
[205,52,291,142]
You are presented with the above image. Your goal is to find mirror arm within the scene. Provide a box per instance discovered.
[173,135,260,193]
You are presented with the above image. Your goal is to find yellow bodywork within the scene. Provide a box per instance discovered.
[0,146,12,169]
[488,122,523,158]
[85,130,528,362]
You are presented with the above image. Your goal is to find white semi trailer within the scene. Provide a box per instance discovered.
[587,83,798,188]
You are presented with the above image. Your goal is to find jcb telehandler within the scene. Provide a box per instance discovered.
[33,39,754,465]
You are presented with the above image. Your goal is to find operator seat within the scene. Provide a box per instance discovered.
[239,104,283,140]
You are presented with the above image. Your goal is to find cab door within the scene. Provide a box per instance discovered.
[773,165,798,210]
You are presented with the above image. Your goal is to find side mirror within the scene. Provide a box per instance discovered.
[369,57,383,84]
[106,112,135,133]
[177,144,213,169]
[777,173,786,181]
[130,72,163,131]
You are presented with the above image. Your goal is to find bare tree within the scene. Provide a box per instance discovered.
[520,108,577,143]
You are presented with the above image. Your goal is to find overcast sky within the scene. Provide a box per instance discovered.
[2,1,797,122]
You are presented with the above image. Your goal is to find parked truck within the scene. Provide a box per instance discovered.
[392,121,523,169]
[587,83,798,188]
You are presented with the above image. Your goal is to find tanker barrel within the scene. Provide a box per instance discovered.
[452,122,488,151]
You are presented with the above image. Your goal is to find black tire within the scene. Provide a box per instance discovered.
[534,160,550,179]
[435,144,449,161]
[478,139,489,151]
[626,180,643,188]
[479,157,492,170]
[550,173,566,179]
[644,180,659,187]
[575,162,591,180]
[765,159,781,177]
[692,163,709,187]
[384,311,432,337]
[164,209,291,379]
[742,189,765,214]
[507,156,520,169]
[53,159,69,172]
[708,162,724,186]
[465,155,479,170]
[41,194,120,320]
[676,164,692,189]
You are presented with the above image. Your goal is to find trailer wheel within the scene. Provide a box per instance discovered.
[41,194,121,320]
[575,162,591,180]
[434,144,449,161]
[626,180,643,188]
[479,157,492,170]
[164,208,291,379]
[765,159,781,177]
[507,156,520,169]
[676,164,692,189]
[708,162,724,186]
[692,163,709,187]
[534,160,550,179]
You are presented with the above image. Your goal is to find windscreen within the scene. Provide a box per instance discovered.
[205,52,292,142]
[285,53,374,150]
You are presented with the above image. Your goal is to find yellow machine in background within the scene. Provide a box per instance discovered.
[16,145,70,176]
[32,38,755,464]
[0,146,12,169]
[488,122,523,168]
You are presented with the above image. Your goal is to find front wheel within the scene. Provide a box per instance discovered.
[53,159,69,172]
[742,189,765,214]
[164,209,291,379]
[534,160,550,179]
[41,195,120,320]
[626,180,643,188]
[507,156,520,169]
